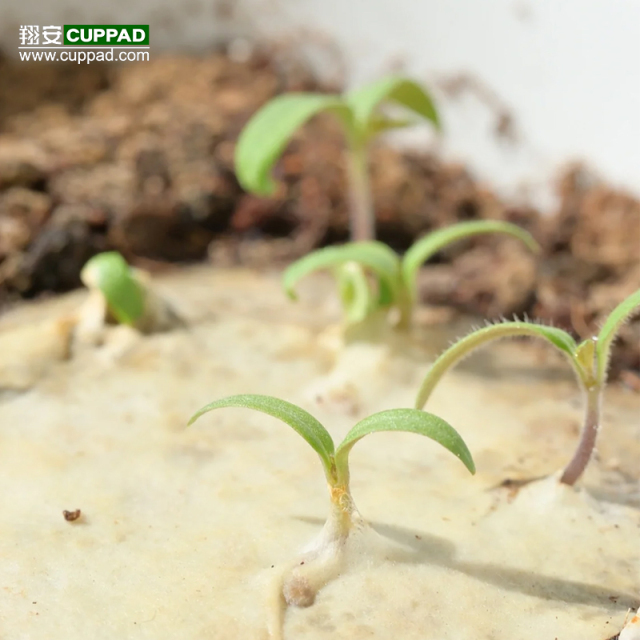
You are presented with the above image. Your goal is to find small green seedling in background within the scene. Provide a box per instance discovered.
[80,251,145,326]
[283,220,539,328]
[235,76,440,242]
[189,395,474,631]
[79,251,184,337]
[415,289,640,486]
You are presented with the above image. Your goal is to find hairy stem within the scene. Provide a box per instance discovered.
[559,385,602,485]
[346,145,375,242]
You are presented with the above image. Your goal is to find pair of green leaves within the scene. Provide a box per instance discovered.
[235,76,440,197]
[80,251,145,325]
[283,220,539,326]
[287,240,400,326]
[188,395,475,488]
[415,288,640,409]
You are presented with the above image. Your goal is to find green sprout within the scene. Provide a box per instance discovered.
[80,251,145,326]
[188,395,474,627]
[234,76,440,242]
[415,289,640,486]
[283,220,539,328]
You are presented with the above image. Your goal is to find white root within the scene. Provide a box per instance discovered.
[620,608,640,640]
[265,506,369,639]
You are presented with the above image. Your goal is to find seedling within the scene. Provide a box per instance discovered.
[283,220,539,328]
[79,251,182,336]
[188,394,474,633]
[80,251,146,326]
[235,76,440,241]
[415,289,640,486]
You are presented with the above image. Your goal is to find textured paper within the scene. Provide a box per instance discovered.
[0,267,637,639]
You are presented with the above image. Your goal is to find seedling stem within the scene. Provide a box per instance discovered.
[346,141,374,241]
[560,382,601,485]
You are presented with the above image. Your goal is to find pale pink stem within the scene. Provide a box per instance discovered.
[560,385,602,485]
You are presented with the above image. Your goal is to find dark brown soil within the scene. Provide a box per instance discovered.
[0,48,638,377]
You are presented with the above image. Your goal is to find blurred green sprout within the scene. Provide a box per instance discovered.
[415,288,640,486]
[283,220,539,328]
[80,251,145,326]
[235,76,440,242]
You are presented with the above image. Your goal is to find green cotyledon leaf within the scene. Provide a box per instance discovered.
[188,394,336,482]
[283,242,402,309]
[595,288,640,382]
[415,322,580,410]
[401,221,540,300]
[346,76,440,140]
[80,251,145,326]
[335,408,475,481]
[234,93,353,195]
[336,262,377,325]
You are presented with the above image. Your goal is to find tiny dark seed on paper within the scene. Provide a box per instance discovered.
[63,509,82,522]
